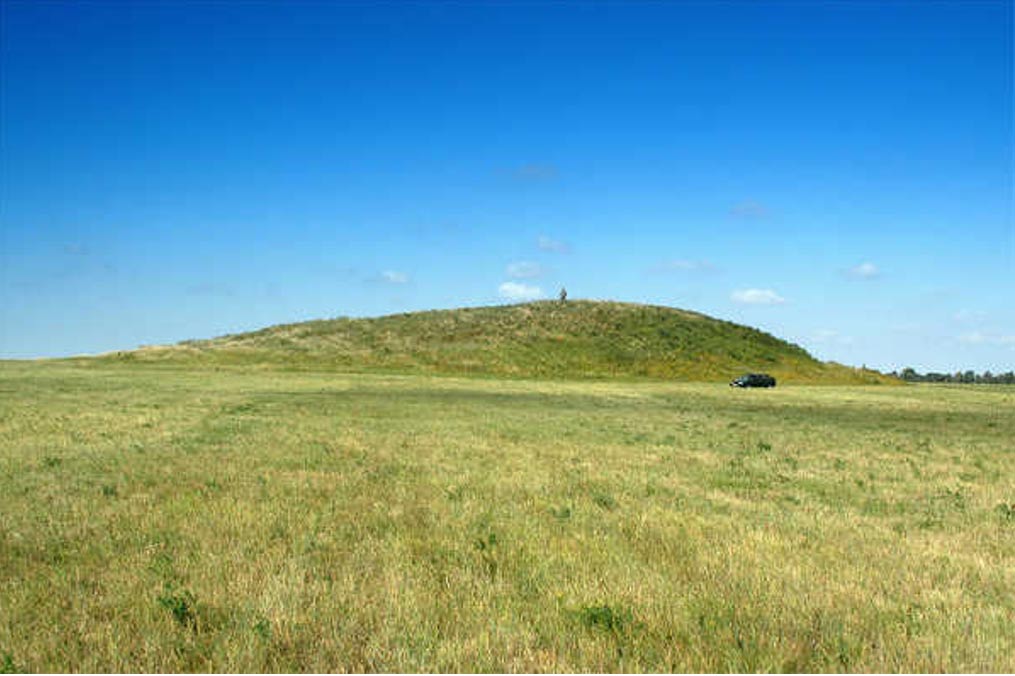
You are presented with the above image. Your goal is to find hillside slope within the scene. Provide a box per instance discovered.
[98,300,890,383]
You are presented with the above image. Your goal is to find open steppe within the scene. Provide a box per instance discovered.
[1,361,1012,671]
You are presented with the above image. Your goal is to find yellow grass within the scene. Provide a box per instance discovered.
[0,362,1011,672]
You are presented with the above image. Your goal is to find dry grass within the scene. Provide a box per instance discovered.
[0,362,1011,672]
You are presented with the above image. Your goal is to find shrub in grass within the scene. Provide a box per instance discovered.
[577,604,633,634]
[592,491,617,510]
[253,618,272,641]
[550,504,572,520]
[157,585,198,629]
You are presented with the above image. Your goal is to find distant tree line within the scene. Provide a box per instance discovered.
[890,368,1015,384]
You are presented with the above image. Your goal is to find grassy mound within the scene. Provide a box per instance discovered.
[96,300,891,384]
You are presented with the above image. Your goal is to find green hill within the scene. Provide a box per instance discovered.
[97,300,891,383]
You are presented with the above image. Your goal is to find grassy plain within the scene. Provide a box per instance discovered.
[1,361,1012,672]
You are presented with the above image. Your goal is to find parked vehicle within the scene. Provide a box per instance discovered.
[730,373,776,388]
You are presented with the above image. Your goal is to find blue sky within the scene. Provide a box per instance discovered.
[1,0,1012,372]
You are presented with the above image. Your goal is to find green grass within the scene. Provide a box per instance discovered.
[1,361,1011,672]
[84,300,893,384]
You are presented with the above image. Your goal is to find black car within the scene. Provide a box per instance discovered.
[730,373,776,388]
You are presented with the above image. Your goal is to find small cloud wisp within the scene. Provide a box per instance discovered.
[731,288,786,305]
[847,262,880,279]
[537,236,571,254]
[958,332,1015,347]
[498,281,544,302]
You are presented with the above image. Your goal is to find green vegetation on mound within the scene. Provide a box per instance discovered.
[95,300,891,384]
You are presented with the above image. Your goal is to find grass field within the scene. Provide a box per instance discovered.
[1,361,1012,672]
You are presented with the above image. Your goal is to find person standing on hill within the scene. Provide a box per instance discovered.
[559,287,567,303]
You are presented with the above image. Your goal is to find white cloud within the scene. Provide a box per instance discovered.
[731,288,786,305]
[537,235,570,253]
[380,270,409,284]
[498,281,544,301]
[959,331,1015,347]
[847,262,880,279]
[506,261,545,279]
